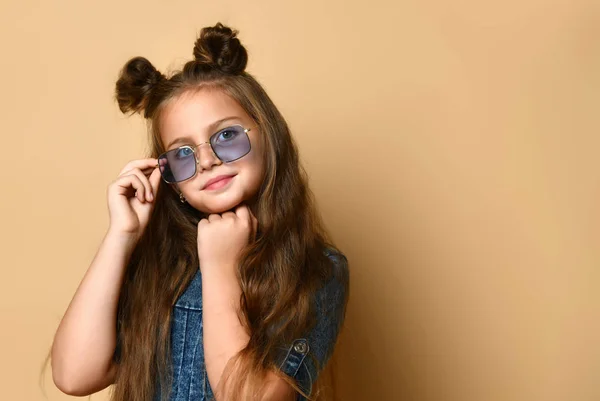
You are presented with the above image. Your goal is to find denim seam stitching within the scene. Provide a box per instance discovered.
[302,362,313,396]
[174,310,189,399]
[187,330,201,399]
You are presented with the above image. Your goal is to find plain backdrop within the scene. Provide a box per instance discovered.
[1,0,599,400]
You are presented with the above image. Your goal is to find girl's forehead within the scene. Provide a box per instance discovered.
[159,89,247,145]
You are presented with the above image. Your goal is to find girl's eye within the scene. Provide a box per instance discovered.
[216,128,240,142]
[175,147,194,159]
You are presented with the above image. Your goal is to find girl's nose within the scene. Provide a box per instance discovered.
[196,143,222,171]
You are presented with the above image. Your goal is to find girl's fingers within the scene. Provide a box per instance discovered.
[234,204,250,222]
[235,205,257,237]
[208,214,221,222]
[148,167,161,196]
[119,158,158,176]
[114,174,146,202]
[251,213,258,235]
[246,207,258,236]
[125,169,154,201]
[141,166,157,176]
[120,165,157,180]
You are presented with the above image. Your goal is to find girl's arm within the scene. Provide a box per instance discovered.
[51,159,161,396]
[198,206,296,401]
[50,230,135,395]
[201,265,296,401]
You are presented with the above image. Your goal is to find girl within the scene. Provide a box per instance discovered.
[49,22,349,401]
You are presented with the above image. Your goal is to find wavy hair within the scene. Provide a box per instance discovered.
[107,22,348,401]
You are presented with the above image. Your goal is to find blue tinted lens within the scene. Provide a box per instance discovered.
[158,146,196,183]
[210,125,251,162]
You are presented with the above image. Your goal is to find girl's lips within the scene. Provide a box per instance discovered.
[202,175,236,191]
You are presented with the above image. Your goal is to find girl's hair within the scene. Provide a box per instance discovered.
[110,23,348,401]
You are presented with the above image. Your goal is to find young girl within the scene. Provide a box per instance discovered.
[50,22,349,401]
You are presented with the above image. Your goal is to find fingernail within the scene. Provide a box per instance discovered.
[149,192,154,201]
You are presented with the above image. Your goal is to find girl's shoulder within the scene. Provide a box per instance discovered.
[324,246,348,266]
[323,246,349,285]
[315,246,349,315]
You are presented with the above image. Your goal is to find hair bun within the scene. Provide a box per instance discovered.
[115,57,164,116]
[193,22,248,74]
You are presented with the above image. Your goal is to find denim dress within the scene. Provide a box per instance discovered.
[156,248,349,401]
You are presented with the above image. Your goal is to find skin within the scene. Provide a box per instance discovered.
[51,158,162,395]
[50,89,296,401]
[158,87,266,215]
[158,88,296,401]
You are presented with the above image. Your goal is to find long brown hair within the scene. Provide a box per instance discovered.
[109,23,348,401]
[44,23,348,401]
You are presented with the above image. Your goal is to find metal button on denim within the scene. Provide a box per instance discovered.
[293,341,308,354]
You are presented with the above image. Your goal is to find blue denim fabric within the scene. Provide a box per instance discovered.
[156,248,349,401]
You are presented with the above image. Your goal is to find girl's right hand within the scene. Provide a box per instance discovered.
[106,158,162,240]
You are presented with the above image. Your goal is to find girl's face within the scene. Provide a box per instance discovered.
[158,88,266,214]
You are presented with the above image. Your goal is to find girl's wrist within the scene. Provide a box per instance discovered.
[200,261,239,283]
[201,263,242,309]
[104,228,139,254]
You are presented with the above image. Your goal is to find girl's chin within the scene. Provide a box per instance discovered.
[195,198,244,215]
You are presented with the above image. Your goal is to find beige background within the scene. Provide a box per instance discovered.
[1,0,599,400]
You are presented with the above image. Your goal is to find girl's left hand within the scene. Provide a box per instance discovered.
[197,204,258,274]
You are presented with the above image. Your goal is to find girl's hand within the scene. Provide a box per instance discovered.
[197,205,258,274]
[107,158,161,240]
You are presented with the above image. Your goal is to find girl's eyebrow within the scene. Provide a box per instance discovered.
[165,116,242,149]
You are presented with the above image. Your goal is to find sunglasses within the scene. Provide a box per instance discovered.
[157,124,254,184]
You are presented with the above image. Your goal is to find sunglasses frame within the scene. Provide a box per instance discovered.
[157,124,255,184]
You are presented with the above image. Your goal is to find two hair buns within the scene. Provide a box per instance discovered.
[116,22,247,116]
